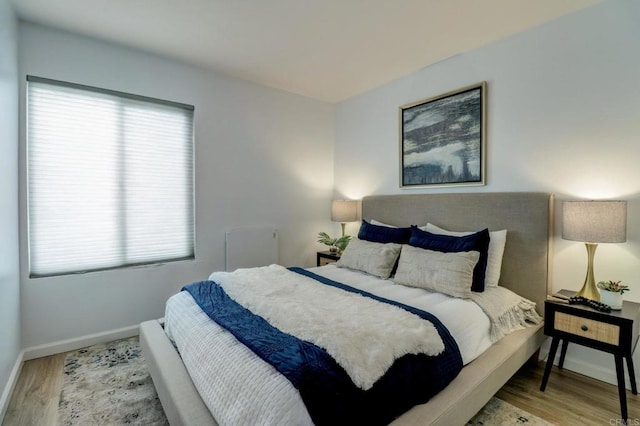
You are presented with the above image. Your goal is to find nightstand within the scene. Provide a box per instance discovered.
[317,251,340,266]
[541,289,640,422]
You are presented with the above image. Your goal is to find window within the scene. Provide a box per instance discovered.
[27,76,194,277]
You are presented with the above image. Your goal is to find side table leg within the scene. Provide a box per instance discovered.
[626,356,638,395]
[558,340,569,370]
[615,355,628,423]
[540,337,560,392]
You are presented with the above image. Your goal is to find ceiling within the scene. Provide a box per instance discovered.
[10,0,600,103]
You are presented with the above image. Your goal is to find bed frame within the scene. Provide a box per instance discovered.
[140,192,553,426]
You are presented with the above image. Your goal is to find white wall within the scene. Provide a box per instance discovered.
[18,23,334,349]
[0,0,21,414]
[335,0,640,385]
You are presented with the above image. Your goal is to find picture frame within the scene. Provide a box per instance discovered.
[399,82,486,188]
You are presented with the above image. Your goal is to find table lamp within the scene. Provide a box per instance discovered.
[331,200,358,236]
[562,200,627,301]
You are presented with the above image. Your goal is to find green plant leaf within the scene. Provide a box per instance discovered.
[317,232,337,246]
[334,235,351,251]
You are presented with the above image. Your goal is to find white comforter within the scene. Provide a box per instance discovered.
[164,265,493,426]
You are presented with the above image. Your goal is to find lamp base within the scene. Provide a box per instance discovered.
[574,242,600,301]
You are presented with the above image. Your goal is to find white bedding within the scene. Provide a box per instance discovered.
[164,265,493,426]
[310,265,493,364]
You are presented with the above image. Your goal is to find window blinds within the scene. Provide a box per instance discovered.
[27,76,194,277]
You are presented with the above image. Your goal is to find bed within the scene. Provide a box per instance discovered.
[140,192,553,425]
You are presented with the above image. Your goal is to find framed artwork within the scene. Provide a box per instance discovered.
[399,82,486,188]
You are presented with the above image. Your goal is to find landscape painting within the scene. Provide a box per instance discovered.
[400,82,486,188]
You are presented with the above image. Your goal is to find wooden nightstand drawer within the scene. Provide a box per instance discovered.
[554,311,620,346]
[317,251,340,266]
[319,257,337,266]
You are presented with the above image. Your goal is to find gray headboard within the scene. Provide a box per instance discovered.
[362,192,553,314]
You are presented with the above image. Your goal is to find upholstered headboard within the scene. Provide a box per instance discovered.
[362,192,553,314]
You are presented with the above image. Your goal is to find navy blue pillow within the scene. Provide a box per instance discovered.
[408,226,490,292]
[357,220,411,244]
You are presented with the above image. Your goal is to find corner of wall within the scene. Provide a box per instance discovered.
[0,351,24,422]
[0,0,23,420]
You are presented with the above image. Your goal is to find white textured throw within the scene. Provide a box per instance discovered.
[470,286,542,343]
[164,292,314,426]
[210,264,444,390]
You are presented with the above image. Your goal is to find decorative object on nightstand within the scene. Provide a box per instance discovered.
[597,280,630,310]
[541,289,640,423]
[331,199,359,236]
[317,250,341,266]
[317,232,351,254]
[562,200,627,301]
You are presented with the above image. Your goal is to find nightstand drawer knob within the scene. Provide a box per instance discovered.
[581,325,589,332]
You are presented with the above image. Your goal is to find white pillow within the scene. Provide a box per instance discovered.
[425,223,507,288]
[370,219,395,227]
[371,219,427,231]
[336,238,402,279]
[393,245,479,299]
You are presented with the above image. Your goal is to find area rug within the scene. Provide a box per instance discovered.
[58,336,168,425]
[58,336,552,425]
[467,396,555,425]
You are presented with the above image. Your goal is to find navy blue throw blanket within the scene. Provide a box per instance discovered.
[183,268,463,426]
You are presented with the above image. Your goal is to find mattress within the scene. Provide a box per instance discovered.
[163,265,494,426]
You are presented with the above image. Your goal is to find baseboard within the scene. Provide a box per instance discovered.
[23,324,140,361]
[556,356,625,387]
[540,340,638,391]
[0,350,25,424]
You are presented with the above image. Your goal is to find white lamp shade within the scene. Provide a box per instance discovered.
[331,200,358,223]
[562,200,627,243]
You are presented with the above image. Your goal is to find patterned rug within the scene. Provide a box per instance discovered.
[58,336,552,425]
[58,336,168,425]
[468,397,555,425]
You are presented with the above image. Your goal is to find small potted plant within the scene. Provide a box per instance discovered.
[597,280,629,310]
[317,232,351,254]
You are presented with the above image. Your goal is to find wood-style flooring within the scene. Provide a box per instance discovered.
[3,353,640,425]
[2,353,66,426]
[496,362,640,425]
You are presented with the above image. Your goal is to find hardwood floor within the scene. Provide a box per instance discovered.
[2,353,66,426]
[497,362,640,425]
[2,353,639,425]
